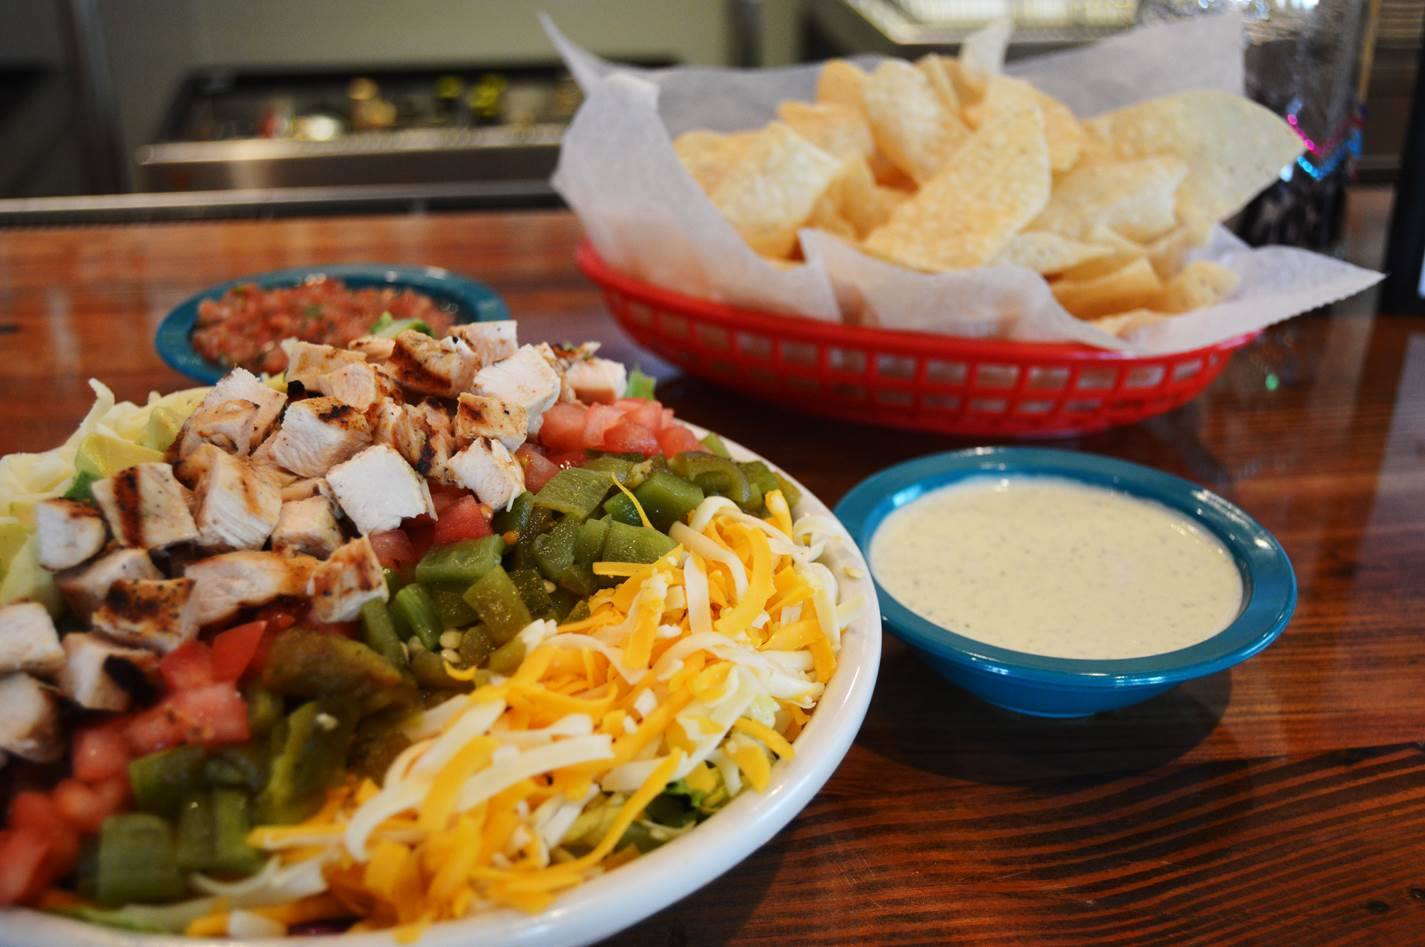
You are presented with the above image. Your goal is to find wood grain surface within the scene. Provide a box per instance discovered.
[2,210,1423,944]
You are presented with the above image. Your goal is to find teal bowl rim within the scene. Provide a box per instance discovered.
[833,447,1297,689]
[155,263,510,384]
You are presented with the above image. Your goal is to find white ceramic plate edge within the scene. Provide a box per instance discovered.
[0,427,882,947]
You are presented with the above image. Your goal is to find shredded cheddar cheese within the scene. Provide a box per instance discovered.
[241,497,851,937]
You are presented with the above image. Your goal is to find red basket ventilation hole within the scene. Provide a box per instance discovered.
[577,242,1257,438]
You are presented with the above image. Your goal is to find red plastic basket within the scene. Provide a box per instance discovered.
[577,241,1259,438]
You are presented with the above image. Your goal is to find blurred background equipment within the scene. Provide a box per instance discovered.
[0,0,1416,235]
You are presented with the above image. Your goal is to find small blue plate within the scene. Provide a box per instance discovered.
[835,447,1297,718]
[155,263,510,384]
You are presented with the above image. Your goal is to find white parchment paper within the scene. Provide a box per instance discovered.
[547,15,1382,355]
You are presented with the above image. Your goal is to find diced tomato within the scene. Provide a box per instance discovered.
[254,605,298,635]
[159,640,215,692]
[9,793,79,885]
[582,403,625,450]
[122,704,184,756]
[656,424,703,457]
[428,480,470,518]
[0,829,56,905]
[170,683,250,746]
[538,403,588,453]
[400,516,435,562]
[71,725,131,783]
[89,775,131,817]
[616,398,665,432]
[10,793,66,840]
[247,626,276,675]
[602,419,659,455]
[211,620,266,682]
[52,779,110,833]
[547,450,588,469]
[370,529,418,571]
[517,443,561,493]
[432,495,493,546]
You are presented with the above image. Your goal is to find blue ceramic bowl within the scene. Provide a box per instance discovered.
[156,263,510,384]
[835,447,1296,718]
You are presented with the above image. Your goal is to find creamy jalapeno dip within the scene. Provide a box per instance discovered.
[869,476,1243,659]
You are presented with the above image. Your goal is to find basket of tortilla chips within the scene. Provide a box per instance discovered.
[552,17,1380,436]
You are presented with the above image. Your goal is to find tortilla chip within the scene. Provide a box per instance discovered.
[996,231,1115,275]
[1151,260,1240,313]
[1030,155,1187,243]
[777,101,875,161]
[967,76,1082,172]
[1084,225,1145,255]
[1052,257,1163,319]
[861,59,971,185]
[1144,214,1214,279]
[944,57,986,106]
[1092,309,1171,337]
[916,54,961,115]
[807,190,858,242]
[1084,90,1305,221]
[707,122,843,259]
[817,59,868,111]
[673,129,759,195]
[1061,248,1145,283]
[822,155,903,237]
[863,107,1051,271]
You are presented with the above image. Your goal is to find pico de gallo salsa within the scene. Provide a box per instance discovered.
[191,277,455,375]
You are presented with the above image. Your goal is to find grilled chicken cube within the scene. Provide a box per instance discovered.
[307,536,387,622]
[92,578,198,653]
[34,497,108,571]
[272,496,344,559]
[184,550,316,628]
[193,447,282,550]
[535,342,579,404]
[326,444,436,535]
[373,400,456,480]
[57,633,158,712]
[448,321,518,365]
[447,437,525,511]
[348,335,396,360]
[0,602,65,676]
[279,476,333,503]
[328,362,402,410]
[473,344,563,435]
[285,339,399,409]
[265,397,373,478]
[386,330,480,398]
[92,463,200,550]
[175,368,285,457]
[178,399,266,457]
[56,548,161,622]
[284,340,368,383]
[0,674,62,761]
[454,393,528,452]
[564,356,629,405]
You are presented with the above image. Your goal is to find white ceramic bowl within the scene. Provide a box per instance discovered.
[2,430,881,947]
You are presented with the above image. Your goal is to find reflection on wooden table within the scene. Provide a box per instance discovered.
[2,209,1423,942]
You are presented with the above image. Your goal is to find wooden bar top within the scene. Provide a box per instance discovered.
[2,210,1424,943]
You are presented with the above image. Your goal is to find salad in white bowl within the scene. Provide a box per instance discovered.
[0,317,878,944]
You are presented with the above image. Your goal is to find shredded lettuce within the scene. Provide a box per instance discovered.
[49,897,223,934]
[624,368,657,400]
[62,470,99,502]
[370,312,433,338]
[0,380,208,602]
